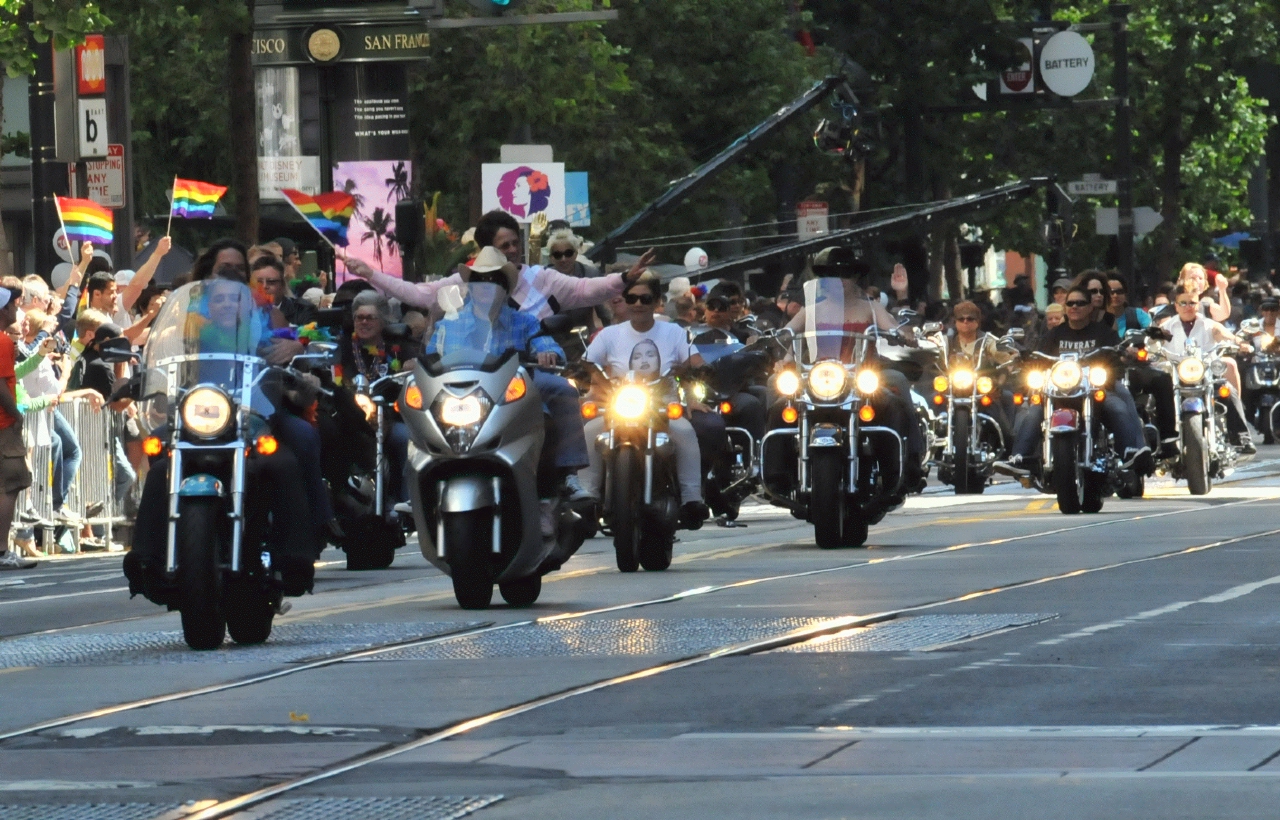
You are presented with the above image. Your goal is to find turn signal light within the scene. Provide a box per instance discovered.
[932,376,948,392]
[980,395,993,407]
[666,402,684,420]
[1093,390,1106,402]
[1218,385,1231,398]
[781,406,798,424]
[504,374,527,403]
[142,436,163,457]
[255,435,279,456]
[581,401,599,420]
[1031,394,1042,405]
[1013,393,1024,405]
[1137,348,1149,362]
[858,405,875,422]
[404,384,424,410]
[932,394,945,405]
[719,401,733,415]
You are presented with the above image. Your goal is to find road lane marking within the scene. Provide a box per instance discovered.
[0,586,128,606]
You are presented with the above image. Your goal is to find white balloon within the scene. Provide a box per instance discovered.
[684,247,709,272]
[52,229,73,264]
[50,262,74,290]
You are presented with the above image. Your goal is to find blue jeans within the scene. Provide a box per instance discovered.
[111,434,136,514]
[533,370,589,471]
[1012,382,1145,459]
[272,412,333,524]
[51,410,82,510]
[386,420,409,511]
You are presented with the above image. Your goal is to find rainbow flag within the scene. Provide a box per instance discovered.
[55,197,113,244]
[280,189,355,246]
[171,177,227,219]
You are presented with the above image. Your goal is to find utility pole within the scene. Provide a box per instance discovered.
[1111,4,1135,291]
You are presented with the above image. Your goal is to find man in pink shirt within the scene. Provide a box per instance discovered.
[348,210,655,497]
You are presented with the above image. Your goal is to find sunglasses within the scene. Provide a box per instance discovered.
[624,293,657,305]
[1176,301,1198,308]
[1088,288,1105,295]
[1065,299,1090,308]
[705,297,730,312]
[955,316,979,323]
[550,249,576,260]
[1110,287,1125,295]
[256,278,283,287]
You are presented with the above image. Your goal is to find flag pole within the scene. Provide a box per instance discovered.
[280,192,338,251]
[51,195,71,262]
[166,175,177,237]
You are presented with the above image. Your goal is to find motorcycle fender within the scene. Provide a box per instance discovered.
[178,474,224,497]
[1181,397,1206,415]
[439,475,496,513]
[1048,408,1078,434]
[809,423,843,449]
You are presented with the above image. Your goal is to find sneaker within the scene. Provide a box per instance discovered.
[564,474,594,502]
[1157,437,1180,460]
[1233,433,1257,455]
[993,455,1032,478]
[679,500,708,530]
[54,505,82,523]
[0,550,37,570]
[392,502,413,516]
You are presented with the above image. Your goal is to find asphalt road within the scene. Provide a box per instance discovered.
[5,453,1280,819]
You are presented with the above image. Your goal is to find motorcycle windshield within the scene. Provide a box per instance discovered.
[693,338,746,364]
[141,279,269,404]
[799,277,874,365]
[422,282,521,374]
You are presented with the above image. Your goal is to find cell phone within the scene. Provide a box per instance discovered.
[300,250,318,279]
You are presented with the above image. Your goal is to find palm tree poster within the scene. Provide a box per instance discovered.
[333,160,409,279]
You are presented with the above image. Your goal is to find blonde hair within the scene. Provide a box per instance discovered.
[546,228,583,251]
[76,308,110,340]
[1045,302,1065,316]
[1177,263,1207,286]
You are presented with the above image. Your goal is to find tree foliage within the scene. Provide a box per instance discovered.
[0,0,110,77]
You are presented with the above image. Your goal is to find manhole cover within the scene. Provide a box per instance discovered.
[0,622,480,668]
[362,618,828,660]
[774,614,1057,653]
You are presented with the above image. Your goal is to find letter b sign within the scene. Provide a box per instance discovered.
[78,98,108,158]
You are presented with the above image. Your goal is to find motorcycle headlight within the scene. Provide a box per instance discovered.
[690,381,707,401]
[976,376,994,395]
[855,369,879,395]
[808,361,848,401]
[612,384,649,420]
[181,387,233,438]
[950,368,975,391]
[1050,360,1083,391]
[1026,370,1045,390]
[438,394,484,427]
[1178,357,1205,384]
[1088,366,1108,387]
[775,369,801,397]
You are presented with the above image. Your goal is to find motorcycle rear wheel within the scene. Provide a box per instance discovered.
[499,574,541,607]
[178,497,227,651]
[445,510,494,609]
[610,448,642,572]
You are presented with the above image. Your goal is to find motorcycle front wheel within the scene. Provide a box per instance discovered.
[811,450,846,549]
[1051,435,1083,515]
[610,447,642,572]
[178,497,227,650]
[445,510,495,609]
[1182,414,1211,496]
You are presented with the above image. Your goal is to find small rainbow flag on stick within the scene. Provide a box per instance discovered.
[171,177,226,219]
[54,196,113,245]
[280,189,355,247]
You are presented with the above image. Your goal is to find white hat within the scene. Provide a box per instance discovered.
[302,287,323,307]
[466,246,515,274]
[114,269,135,287]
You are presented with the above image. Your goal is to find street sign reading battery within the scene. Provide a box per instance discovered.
[1067,178,1117,196]
[85,144,125,209]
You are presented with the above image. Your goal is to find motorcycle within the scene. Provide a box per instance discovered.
[919,324,1018,494]
[1147,337,1240,495]
[117,279,307,649]
[1238,318,1280,444]
[399,283,586,609]
[760,277,910,549]
[338,371,413,569]
[1016,347,1127,514]
[582,368,685,572]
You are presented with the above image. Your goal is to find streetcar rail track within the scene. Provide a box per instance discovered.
[176,524,1280,820]
[0,493,1274,749]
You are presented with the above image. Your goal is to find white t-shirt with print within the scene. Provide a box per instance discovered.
[586,321,692,379]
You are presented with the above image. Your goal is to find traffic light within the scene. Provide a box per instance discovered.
[467,0,523,14]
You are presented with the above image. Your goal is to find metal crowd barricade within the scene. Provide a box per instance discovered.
[14,397,126,554]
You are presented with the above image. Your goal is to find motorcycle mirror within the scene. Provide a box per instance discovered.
[1125,328,1146,340]
[352,374,370,391]
[1146,326,1174,342]
[1240,318,1263,334]
[1006,328,1026,341]
[897,309,918,319]
[96,336,136,363]
[922,321,943,335]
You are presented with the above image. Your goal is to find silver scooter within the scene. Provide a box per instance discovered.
[398,283,585,609]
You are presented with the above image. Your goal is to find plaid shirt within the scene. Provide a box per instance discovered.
[425,304,564,362]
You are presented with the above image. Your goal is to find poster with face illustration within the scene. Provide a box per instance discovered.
[629,340,661,376]
[481,163,566,224]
